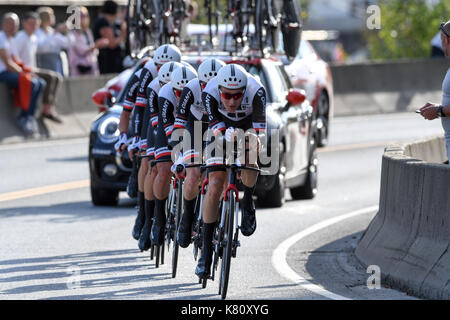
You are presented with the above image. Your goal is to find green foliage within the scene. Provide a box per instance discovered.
[366,0,450,60]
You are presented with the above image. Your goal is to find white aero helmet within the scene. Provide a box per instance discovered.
[170,66,198,91]
[153,44,182,65]
[198,58,226,83]
[217,63,247,90]
[158,61,182,85]
[180,60,197,72]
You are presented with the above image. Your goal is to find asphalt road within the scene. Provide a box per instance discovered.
[0,112,444,300]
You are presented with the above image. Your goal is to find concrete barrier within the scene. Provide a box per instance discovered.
[331,58,449,116]
[356,135,450,299]
[0,74,117,144]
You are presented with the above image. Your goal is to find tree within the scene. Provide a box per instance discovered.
[366,0,450,60]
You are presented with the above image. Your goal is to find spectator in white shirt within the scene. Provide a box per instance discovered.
[0,12,46,136]
[35,7,69,76]
[14,11,63,123]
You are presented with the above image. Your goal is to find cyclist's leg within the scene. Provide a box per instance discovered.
[178,118,205,248]
[239,133,260,237]
[196,167,227,278]
[132,154,147,241]
[138,158,157,250]
[151,123,173,245]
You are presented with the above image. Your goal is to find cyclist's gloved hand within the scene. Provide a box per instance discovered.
[115,132,128,153]
[128,136,141,152]
[225,126,235,143]
[168,138,179,151]
[170,152,185,174]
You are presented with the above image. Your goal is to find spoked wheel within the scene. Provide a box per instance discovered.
[218,192,235,300]
[171,180,183,278]
[255,0,280,57]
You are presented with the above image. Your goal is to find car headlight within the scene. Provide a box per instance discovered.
[97,116,120,144]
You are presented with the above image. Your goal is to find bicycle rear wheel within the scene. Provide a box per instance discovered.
[219,192,235,300]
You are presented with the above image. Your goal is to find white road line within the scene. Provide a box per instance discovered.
[272,205,379,300]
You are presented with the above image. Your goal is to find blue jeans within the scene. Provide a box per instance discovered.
[0,71,46,117]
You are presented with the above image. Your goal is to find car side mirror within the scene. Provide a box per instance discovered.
[92,88,113,112]
[283,88,306,111]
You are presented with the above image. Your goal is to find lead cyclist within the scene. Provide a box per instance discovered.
[195,63,267,279]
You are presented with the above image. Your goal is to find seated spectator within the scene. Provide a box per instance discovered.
[35,7,69,76]
[93,0,126,74]
[14,11,63,123]
[0,12,46,136]
[68,6,108,77]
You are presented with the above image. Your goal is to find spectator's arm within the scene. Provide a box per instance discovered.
[0,49,21,73]
[99,25,123,49]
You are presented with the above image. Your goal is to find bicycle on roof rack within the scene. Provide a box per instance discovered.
[126,0,161,58]
[126,0,191,54]
[220,0,280,58]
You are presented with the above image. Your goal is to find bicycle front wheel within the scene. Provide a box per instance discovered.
[219,192,235,300]
[171,180,183,278]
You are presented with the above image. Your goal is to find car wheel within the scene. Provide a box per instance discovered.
[257,143,286,208]
[91,182,119,206]
[290,147,318,200]
[316,92,329,147]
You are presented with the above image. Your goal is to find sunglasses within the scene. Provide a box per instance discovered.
[219,89,245,101]
[173,88,182,98]
[440,23,450,38]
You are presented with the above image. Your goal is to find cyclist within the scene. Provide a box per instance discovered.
[195,63,267,279]
[115,44,182,245]
[137,60,183,250]
[169,58,226,249]
[151,64,198,246]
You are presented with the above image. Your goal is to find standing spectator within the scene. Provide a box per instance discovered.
[14,11,63,123]
[68,6,107,77]
[35,7,69,76]
[420,21,450,163]
[93,0,126,74]
[0,12,45,136]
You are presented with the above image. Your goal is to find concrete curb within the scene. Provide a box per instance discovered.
[355,135,450,299]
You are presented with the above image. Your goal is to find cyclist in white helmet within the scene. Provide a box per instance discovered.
[167,58,226,249]
[115,43,181,249]
[195,63,267,279]
[135,61,183,251]
[151,64,198,246]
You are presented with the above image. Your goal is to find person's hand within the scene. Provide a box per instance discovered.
[95,38,109,49]
[225,126,236,142]
[56,22,68,35]
[114,133,128,154]
[127,136,141,160]
[420,102,439,120]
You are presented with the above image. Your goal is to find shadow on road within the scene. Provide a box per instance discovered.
[0,249,209,299]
